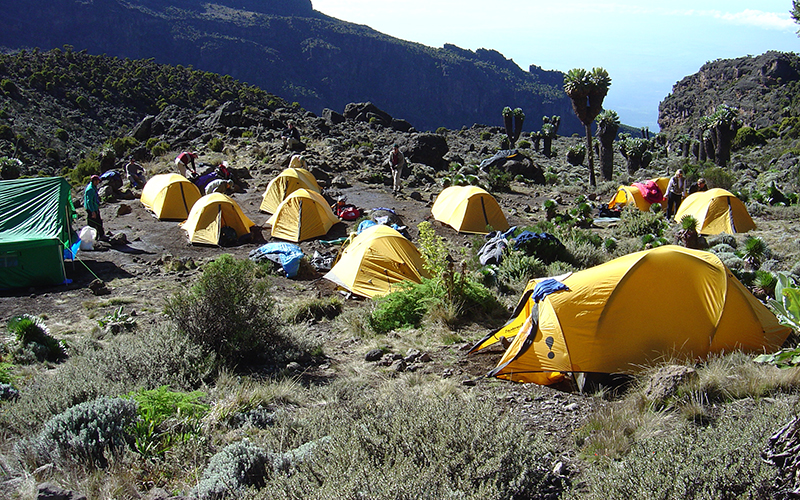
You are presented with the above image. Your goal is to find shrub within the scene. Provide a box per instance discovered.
[29,396,138,468]
[732,126,766,150]
[701,165,736,191]
[517,139,531,149]
[164,254,284,368]
[207,137,224,152]
[496,251,546,289]
[150,140,170,157]
[0,156,22,179]
[614,205,666,238]
[110,136,139,157]
[194,439,271,500]
[70,155,101,184]
[486,165,512,192]
[369,280,437,333]
[0,326,209,436]
[7,314,65,363]
[127,386,209,458]
[0,78,17,94]
[436,126,448,134]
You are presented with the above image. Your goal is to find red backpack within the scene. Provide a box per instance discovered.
[338,205,360,221]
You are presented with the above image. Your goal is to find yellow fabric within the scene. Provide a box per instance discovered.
[260,168,321,213]
[674,188,755,235]
[266,189,338,242]
[181,193,255,245]
[607,177,669,212]
[140,173,202,220]
[486,246,790,384]
[323,225,430,298]
[431,186,509,234]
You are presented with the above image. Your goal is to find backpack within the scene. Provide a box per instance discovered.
[338,206,360,221]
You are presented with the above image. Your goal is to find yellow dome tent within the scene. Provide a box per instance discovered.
[471,245,790,385]
[260,167,321,214]
[607,177,669,212]
[140,173,202,220]
[431,185,509,234]
[181,193,255,245]
[266,189,339,242]
[674,188,755,235]
[323,224,430,298]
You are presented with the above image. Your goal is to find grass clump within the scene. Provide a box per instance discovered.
[164,254,285,369]
[283,296,343,324]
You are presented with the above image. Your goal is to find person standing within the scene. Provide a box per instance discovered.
[175,151,198,177]
[665,169,688,219]
[84,175,105,240]
[387,144,407,195]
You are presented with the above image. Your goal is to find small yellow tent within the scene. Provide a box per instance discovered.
[323,224,430,298]
[607,177,669,212]
[140,173,202,220]
[471,245,790,385]
[431,185,509,234]
[260,167,321,214]
[181,193,255,245]
[674,188,755,235]
[267,189,339,242]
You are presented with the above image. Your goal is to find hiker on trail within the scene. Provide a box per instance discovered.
[386,144,406,195]
[688,177,708,195]
[281,121,301,150]
[665,169,688,219]
[125,157,146,188]
[205,178,234,195]
[84,175,106,241]
[175,151,198,177]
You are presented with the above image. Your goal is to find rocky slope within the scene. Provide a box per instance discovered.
[658,51,800,139]
[0,0,581,134]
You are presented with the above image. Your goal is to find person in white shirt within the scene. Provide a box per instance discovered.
[665,169,688,219]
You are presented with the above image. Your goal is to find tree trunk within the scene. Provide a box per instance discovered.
[585,123,595,187]
[596,122,618,181]
[715,124,735,168]
[543,136,553,157]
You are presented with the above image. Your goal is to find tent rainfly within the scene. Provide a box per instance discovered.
[181,193,255,245]
[607,177,669,212]
[0,177,77,289]
[267,189,339,242]
[471,245,791,385]
[260,167,321,214]
[140,173,202,220]
[323,224,430,298]
[431,185,509,234]
[673,188,755,235]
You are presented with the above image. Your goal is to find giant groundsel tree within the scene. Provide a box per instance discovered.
[595,109,619,181]
[564,67,611,187]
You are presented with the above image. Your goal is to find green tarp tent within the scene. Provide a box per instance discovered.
[0,177,77,289]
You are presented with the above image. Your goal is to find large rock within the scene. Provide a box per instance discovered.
[343,102,392,126]
[132,115,155,141]
[643,365,698,402]
[406,133,449,171]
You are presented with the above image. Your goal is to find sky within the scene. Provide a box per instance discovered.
[311,1,799,131]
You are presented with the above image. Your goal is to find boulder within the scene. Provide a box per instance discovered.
[643,365,698,402]
[322,108,345,125]
[407,133,449,171]
[343,102,392,125]
[132,115,155,141]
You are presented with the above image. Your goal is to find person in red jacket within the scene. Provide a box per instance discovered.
[175,151,198,177]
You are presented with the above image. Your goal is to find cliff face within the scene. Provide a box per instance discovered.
[658,51,800,138]
[0,0,581,134]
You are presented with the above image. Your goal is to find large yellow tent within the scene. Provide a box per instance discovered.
[140,173,202,220]
[607,177,669,212]
[181,193,255,245]
[260,167,321,214]
[471,245,790,385]
[323,224,430,298]
[674,188,755,235]
[266,189,339,242]
[431,185,509,234]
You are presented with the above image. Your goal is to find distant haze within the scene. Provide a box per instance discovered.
[312,0,799,131]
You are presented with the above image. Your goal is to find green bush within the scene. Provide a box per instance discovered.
[480,131,492,141]
[496,251,546,289]
[701,166,736,191]
[164,254,284,368]
[30,396,138,468]
[111,136,139,157]
[436,126,448,134]
[0,78,17,94]
[614,205,666,238]
[369,280,437,333]
[486,165,512,192]
[207,137,224,152]
[70,156,101,184]
[150,140,170,157]
[7,314,65,363]
[732,126,766,150]
[127,386,208,458]
[0,156,22,179]
[517,139,531,149]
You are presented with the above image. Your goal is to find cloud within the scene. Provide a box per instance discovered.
[680,9,795,30]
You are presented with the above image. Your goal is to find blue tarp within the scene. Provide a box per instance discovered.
[249,242,304,278]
